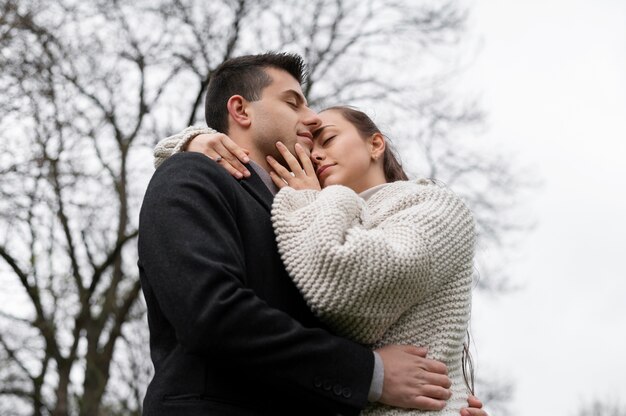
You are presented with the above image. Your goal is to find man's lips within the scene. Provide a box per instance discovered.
[297,132,313,147]
[316,164,335,178]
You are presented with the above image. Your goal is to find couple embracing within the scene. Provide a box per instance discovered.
[138,52,484,416]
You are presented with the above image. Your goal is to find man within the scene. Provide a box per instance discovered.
[139,52,486,415]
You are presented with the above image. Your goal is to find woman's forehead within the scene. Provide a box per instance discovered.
[313,124,337,139]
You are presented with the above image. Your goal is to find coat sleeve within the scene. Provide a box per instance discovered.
[153,125,217,168]
[138,153,374,414]
[271,183,475,345]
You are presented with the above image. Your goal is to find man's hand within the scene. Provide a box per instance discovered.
[375,345,451,410]
[461,395,486,416]
[186,133,251,179]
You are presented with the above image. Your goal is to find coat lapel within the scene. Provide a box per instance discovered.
[239,167,274,212]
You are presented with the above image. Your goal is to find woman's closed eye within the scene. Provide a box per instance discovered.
[322,135,336,146]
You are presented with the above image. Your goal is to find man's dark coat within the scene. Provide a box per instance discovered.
[138,153,373,415]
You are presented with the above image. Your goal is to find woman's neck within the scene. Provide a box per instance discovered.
[351,167,387,194]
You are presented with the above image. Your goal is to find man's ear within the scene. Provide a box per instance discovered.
[226,95,251,128]
[369,133,386,161]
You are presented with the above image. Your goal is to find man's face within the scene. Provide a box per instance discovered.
[247,67,321,163]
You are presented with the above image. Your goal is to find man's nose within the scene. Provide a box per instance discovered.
[303,108,322,130]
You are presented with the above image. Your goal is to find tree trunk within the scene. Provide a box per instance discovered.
[80,330,112,416]
[51,360,71,416]
[80,358,108,416]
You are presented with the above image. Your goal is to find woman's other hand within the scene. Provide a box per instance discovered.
[186,133,251,179]
[267,142,321,191]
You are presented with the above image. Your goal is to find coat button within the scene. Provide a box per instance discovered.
[314,377,323,388]
[342,387,352,398]
[323,380,332,391]
[333,384,343,396]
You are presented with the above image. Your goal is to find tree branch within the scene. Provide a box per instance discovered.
[102,279,142,360]
[89,230,138,295]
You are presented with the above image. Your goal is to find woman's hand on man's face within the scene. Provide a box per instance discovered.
[267,142,321,191]
[186,133,251,179]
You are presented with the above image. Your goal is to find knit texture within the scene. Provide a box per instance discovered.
[153,125,217,168]
[272,181,476,416]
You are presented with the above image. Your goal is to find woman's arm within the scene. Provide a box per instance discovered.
[272,182,475,345]
[154,125,216,167]
[153,125,250,178]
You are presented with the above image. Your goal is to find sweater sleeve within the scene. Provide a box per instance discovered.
[153,125,217,168]
[271,183,475,345]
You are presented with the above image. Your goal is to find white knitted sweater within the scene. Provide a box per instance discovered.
[272,182,476,416]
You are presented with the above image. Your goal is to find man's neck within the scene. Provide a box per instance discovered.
[228,130,273,173]
[245,149,272,173]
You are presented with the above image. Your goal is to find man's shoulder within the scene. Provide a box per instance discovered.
[158,151,228,176]
[141,153,249,212]
[152,152,237,189]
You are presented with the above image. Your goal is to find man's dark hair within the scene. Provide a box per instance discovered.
[205,52,307,134]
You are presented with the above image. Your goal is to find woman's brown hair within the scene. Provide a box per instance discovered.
[321,106,408,182]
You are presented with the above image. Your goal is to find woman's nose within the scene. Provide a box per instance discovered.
[311,147,324,163]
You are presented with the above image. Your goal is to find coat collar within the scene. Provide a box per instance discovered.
[239,163,274,212]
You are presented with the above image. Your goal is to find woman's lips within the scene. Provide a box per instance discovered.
[316,164,335,178]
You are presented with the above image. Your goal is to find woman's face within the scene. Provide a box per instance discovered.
[311,110,382,193]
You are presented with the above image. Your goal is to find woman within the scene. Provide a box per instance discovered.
[155,106,476,416]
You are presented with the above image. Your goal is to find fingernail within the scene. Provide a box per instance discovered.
[235,172,243,179]
[276,141,284,147]
[243,156,250,163]
[244,170,251,177]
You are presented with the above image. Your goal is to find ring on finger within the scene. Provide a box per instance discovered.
[214,156,223,163]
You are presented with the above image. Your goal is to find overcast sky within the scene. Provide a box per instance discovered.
[463,1,626,415]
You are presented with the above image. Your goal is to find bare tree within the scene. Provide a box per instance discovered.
[474,374,515,416]
[575,398,626,416]
[0,0,527,413]
[402,89,537,291]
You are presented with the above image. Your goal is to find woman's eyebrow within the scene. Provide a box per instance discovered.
[313,124,336,139]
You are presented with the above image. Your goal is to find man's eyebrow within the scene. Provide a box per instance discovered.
[282,89,308,106]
